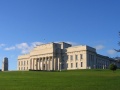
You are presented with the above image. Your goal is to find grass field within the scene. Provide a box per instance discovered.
[0,70,120,90]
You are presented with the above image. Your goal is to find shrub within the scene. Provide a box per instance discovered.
[109,64,117,72]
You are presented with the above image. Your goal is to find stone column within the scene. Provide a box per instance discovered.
[34,58,36,70]
[38,58,40,70]
[37,58,40,70]
[40,58,41,70]
[41,58,44,70]
[31,58,33,70]
[45,57,47,70]
[29,58,32,70]
[52,57,53,70]
[54,58,56,70]
[58,58,60,70]
[47,57,50,71]
[31,59,32,70]
[40,58,42,70]
[48,57,50,71]
[51,57,54,70]
[50,57,52,70]
[36,58,38,70]
[33,58,36,70]
[46,57,48,71]
[33,58,34,70]
[42,58,44,70]
[33,58,35,70]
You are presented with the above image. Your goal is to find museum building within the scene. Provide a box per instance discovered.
[17,42,119,71]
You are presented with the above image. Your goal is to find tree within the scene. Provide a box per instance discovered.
[109,64,117,72]
[115,32,120,52]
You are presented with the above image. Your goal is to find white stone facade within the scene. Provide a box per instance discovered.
[17,42,119,71]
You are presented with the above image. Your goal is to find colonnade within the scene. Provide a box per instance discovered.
[29,56,61,71]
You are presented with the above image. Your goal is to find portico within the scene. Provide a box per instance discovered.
[30,56,56,70]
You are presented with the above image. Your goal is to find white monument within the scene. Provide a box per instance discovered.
[2,57,8,71]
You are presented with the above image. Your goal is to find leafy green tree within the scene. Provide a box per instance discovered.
[109,64,117,72]
[115,32,120,52]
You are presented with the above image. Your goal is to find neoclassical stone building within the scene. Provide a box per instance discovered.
[18,42,119,71]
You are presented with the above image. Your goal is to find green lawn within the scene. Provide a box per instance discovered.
[0,70,120,90]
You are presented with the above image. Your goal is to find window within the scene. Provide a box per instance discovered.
[24,61,25,66]
[27,61,28,65]
[81,62,83,67]
[80,54,83,59]
[76,62,78,68]
[71,63,73,68]
[62,64,64,69]
[66,63,68,68]
[19,61,20,66]
[70,55,73,60]
[21,61,23,66]
[67,55,69,60]
[75,55,78,60]
[61,56,64,62]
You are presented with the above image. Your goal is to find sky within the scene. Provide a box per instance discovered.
[0,0,120,70]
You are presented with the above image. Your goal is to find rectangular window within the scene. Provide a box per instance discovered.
[81,62,83,67]
[62,64,64,69]
[75,55,78,60]
[66,63,68,68]
[71,63,73,68]
[80,54,83,59]
[76,62,78,68]
[24,61,25,66]
[70,55,73,60]
[21,61,23,66]
[19,61,20,66]
[61,56,64,62]
[67,55,69,60]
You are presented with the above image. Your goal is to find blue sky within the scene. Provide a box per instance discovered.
[0,0,120,70]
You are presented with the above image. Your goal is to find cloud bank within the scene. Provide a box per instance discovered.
[4,42,44,54]
[94,45,105,50]
[107,50,117,55]
[0,44,5,48]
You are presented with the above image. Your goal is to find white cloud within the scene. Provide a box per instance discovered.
[94,45,105,50]
[16,43,29,49]
[31,42,44,47]
[0,44,5,48]
[16,42,44,54]
[107,50,117,55]
[65,41,79,46]
[4,46,16,51]
[16,43,32,54]
[3,41,80,54]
